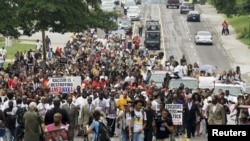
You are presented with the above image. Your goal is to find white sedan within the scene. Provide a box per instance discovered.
[195,31,213,45]
[127,8,140,21]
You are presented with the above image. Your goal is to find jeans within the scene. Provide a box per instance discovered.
[0,63,4,68]
[106,118,116,137]
[15,126,24,141]
[133,132,144,141]
[121,129,129,141]
[4,128,15,141]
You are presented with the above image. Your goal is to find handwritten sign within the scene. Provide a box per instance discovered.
[48,76,81,93]
[165,104,183,125]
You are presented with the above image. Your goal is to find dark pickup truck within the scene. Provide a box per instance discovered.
[166,0,180,9]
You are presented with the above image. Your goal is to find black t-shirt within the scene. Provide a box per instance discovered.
[145,109,155,129]
[44,108,69,125]
[155,117,173,139]
[4,107,16,130]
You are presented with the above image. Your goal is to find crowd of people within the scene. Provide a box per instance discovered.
[0,24,248,141]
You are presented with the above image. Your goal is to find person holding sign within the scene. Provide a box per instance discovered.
[152,109,174,141]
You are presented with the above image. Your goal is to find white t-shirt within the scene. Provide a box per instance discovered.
[37,102,47,115]
[36,42,42,50]
[174,65,184,77]
[133,110,147,132]
[2,100,16,111]
[93,98,109,114]
[152,100,159,111]
[75,97,87,118]
[202,101,209,118]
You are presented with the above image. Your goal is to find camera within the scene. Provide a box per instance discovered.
[153,112,161,122]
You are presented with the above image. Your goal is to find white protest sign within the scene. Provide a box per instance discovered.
[48,76,81,93]
[199,76,215,89]
[165,104,183,125]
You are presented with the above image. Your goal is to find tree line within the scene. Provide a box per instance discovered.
[209,0,250,17]
[0,0,118,38]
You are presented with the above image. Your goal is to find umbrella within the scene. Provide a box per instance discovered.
[199,64,216,73]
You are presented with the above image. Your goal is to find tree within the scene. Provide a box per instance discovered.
[16,0,117,60]
[0,0,20,38]
[210,0,237,17]
[234,0,249,15]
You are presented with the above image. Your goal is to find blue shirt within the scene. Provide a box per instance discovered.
[91,120,99,141]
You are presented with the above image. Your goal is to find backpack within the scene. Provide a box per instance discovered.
[16,106,27,127]
[95,121,111,141]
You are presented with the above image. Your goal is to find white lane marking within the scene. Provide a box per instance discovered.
[158,4,167,62]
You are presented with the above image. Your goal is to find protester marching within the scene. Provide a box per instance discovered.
[0,22,249,141]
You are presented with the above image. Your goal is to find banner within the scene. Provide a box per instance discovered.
[45,128,68,141]
[48,76,81,93]
[165,104,183,125]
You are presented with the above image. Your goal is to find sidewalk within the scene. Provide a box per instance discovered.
[196,4,250,85]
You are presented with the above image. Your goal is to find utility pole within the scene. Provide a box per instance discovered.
[42,30,46,61]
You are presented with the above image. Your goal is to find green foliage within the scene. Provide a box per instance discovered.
[0,0,117,37]
[210,0,250,17]
[226,15,250,45]
[0,0,20,37]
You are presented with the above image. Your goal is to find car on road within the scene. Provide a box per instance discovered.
[102,3,116,10]
[124,0,137,9]
[127,6,141,14]
[166,0,180,9]
[135,0,141,4]
[195,31,213,45]
[110,29,126,42]
[117,17,132,33]
[101,5,115,12]
[168,77,199,90]
[127,8,140,21]
[187,10,200,22]
[180,1,194,14]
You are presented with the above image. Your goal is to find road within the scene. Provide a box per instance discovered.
[138,0,231,71]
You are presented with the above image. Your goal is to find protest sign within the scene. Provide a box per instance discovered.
[165,104,183,125]
[45,128,68,141]
[48,76,81,93]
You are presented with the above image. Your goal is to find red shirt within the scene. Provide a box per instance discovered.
[92,80,100,89]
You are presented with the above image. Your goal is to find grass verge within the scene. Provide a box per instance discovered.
[226,15,250,47]
[0,40,35,59]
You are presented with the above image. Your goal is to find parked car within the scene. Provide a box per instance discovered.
[195,31,213,45]
[187,10,200,22]
[127,8,140,21]
[180,1,194,14]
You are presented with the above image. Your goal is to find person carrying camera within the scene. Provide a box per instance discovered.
[152,109,174,141]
